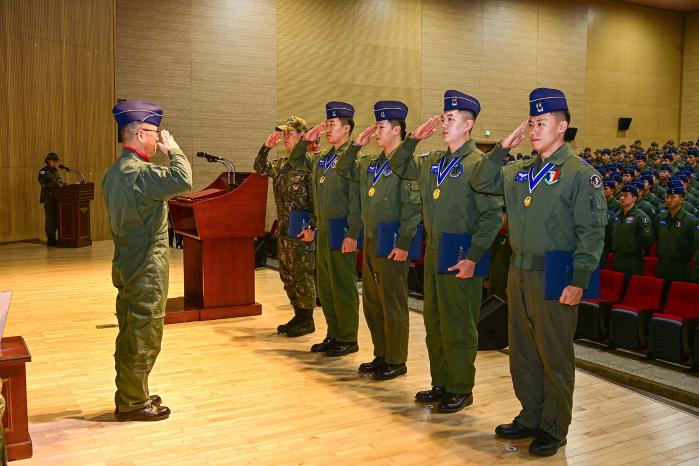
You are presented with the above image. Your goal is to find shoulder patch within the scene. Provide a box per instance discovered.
[39,170,45,175]
[589,174,602,189]
[641,216,649,224]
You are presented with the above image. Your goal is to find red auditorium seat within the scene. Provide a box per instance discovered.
[643,256,658,277]
[608,275,665,351]
[647,242,657,257]
[577,269,625,341]
[603,253,614,270]
[648,281,699,364]
[694,326,699,370]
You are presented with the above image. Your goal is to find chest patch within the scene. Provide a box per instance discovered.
[544,169,561,185]
[515,171,528,183]
[625,216,634,224]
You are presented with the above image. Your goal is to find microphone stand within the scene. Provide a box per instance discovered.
[196,152,236,191]
[59,165,87,183]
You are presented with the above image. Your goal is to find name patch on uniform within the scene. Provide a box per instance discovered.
[431,164,439,174]
[515,171,529,183]
[318,159,326,167]
[544,169,561,185]
[659,219,668,227]
[590,174,602,189]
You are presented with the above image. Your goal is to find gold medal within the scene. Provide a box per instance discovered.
[319,175,326,184]
[433,188,440,200]
[368,186,376,197]
[524,195,532,208]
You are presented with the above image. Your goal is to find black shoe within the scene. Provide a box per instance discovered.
[415,386,447,403]
[435,392,473,413]
[495,420,539,440]
[358,357,386,373]
[47,238,57,247]
[116,404,171,421]
[286,319,315,337]
[374,363,407,380]
[529,431,566,457]
[277,315,302,334]
[114,395,162,415]
[310,337,336,353]
[325,342,359,357]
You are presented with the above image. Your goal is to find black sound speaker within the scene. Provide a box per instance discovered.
[477,295,508,350]
[564,127,578,142]
[618,117,632,131]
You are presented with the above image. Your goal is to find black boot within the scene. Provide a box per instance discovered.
[435,392,473,413]
[47,234,57,247]
[495,420,539,440]
[277,314,302,334]
[415,386,446,403]
[286,309,315,337]
[358,357,386,373]
[310,337,337,353]
[374,363,407,380]
[529,431,566,457]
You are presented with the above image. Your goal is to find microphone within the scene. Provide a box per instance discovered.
[196,152,236,190]
[58,164,87,183]
[58,164,71,171]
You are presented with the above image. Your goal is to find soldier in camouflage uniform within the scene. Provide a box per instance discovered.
[254,116,317,337]
[37,152,64,246]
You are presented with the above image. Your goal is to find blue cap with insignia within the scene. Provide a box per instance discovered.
[632,180,645,190]
[642,174,654,185]
[373,100,408,121]
[666,184,685,196]
[621,184,638,196]
[613,173,622,182]
[603,180,615,189]
[325,101,355,119]
[529,88,568,116]
[660,164,672,172]
[112,100,164,127]
[623,168,634,175]
[443,90,481,116]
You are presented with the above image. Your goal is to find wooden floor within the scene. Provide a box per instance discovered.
[1,241,698,465]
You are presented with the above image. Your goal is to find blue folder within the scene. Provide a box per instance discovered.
[543,251,601,300]
[376,223,424,260]
[287,210,311,238]
[437,233,491,276]
[329,217,364,251]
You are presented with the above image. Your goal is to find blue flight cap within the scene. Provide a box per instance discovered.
[677,174,689,182]
[621,184,638,196]
[642,174,654,185]
[603,180,615,189]
[325,101,355,119]
[112,100,163,127]
[622,168,634,175]
[632,180,645,190]
[613,173,623,183]
[663,153,674,160]
[660,164,672,172]
[443,90,481,116]
[373,100,408,121]
[529,88,568,116]
[666,185,685,196]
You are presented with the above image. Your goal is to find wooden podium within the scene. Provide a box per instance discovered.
[166,172,268,324]
[0,336,32,461]
[55,182,94,248]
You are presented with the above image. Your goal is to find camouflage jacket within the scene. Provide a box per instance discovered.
[37,165,63,203]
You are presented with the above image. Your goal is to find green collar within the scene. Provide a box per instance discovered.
[523,143,574,168]
[447,139,476,159]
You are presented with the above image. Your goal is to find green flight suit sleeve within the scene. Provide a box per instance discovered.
[638,212,655,249]
[389,136,421,180]
[336,143,361,181]
[397,180,422,250]
[253,145,273,176]
[467,191,504,262]
[346,176,362,240]
[570,167,608,288]
[288,139,313,173]
[471,144,508,195]
[135,148,193,201]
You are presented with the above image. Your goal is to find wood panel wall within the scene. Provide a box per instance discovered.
[681,11,699,141]
[0,0,116,243]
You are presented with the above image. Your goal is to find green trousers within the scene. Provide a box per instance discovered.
[657,257,692,283]
[44,198,57,239]
[277,236,316,310]
[423,248,482,394]
[362,237,410,364]
[612,253,643,279]
[507,266,577,441]
[112,238,168,413]
[315,230,359,343]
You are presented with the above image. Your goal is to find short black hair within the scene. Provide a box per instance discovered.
[388,119,407,140]
[553,110,571,124]
[339,117,354,135]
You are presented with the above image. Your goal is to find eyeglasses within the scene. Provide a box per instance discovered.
[139,128,161,134]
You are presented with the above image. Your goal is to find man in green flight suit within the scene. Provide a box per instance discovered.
[655,184,697,283]
[254,116,317,338]
[389,90,502,413]
[336,100,422,380]
[37,152,64,246]
[103,100,192,421]
[608,184,654,280]
[288,102,362,357]
[472,88,607,457]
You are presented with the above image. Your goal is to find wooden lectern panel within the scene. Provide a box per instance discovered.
[55,183,94,248]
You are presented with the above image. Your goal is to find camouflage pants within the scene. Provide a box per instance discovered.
[277,235,316,310]
[44,198,57,239]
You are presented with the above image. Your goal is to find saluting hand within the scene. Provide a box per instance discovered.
[341,237,358,253]
[353,124,377,147]
[297,229,315,242]
[501,120,528,150]
[411,115,441,140]
[560,285,583,306]
[264,131,283,149]
[157,129,180,155]
[303,123,326,142]
[448,259,476,279]
[387,248,408,261]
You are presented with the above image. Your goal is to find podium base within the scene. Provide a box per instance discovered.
[165,297,262,324]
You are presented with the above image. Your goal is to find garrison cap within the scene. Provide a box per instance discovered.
[660,164,672,172]
[603,180,616,189]
[275,116,308,133]
[666,184,685,196]
[621,184,639,196]
[443,90,481,116]
[632,179,645,190]
[529,87,568,116]
[112,100,163,127]
[373,100,408,121]
[325,101,355,119]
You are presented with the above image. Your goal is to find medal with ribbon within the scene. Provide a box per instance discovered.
[319,152,339,184]
[368,159,389,197]
[524,160,555,207]
[433,154,463,200]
